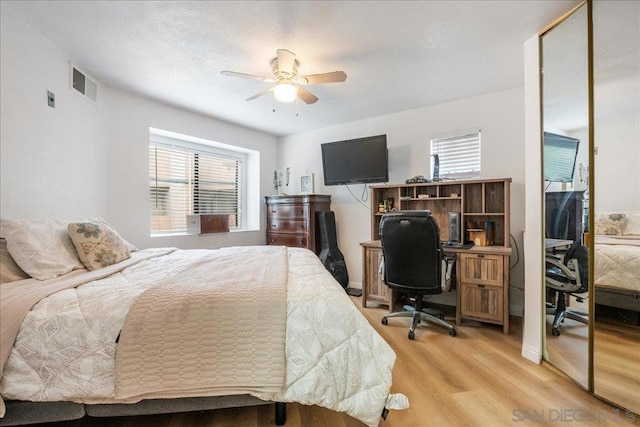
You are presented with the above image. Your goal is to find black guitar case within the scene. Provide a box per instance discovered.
[318,211,349,289]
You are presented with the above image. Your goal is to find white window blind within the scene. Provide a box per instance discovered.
[149,137,244,234]
[430,130,481,178]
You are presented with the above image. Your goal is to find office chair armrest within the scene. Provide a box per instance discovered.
[545,256,579,282]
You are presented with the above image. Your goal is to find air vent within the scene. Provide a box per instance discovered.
[71,65,97,104]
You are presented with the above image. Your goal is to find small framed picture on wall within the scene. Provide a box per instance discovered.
[300,173,314,194]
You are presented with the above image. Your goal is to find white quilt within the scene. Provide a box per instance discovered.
[594,235,640,292]
[0,247,405,426]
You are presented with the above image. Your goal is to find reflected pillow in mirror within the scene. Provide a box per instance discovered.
[594,213,627,236]
[624,212,640,235]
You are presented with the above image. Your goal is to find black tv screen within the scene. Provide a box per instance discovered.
[321,135,389,185]
[543,132,580,183]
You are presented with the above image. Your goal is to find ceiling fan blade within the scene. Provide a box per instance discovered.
[246,86,275,101]
[277,49,296,76]
[296,87,319,104]
[221,70,270,81]
[299,71,347,85]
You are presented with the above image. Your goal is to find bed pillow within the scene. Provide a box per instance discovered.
[0,238,30,284]
[623,212,640,235]
[67,221,131,270]
[594,213,627,236]
[0,219,85,280]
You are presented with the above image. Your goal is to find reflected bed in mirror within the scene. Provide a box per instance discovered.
[592,0,640,415]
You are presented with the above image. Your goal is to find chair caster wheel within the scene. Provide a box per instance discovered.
[552,327,560,336]
[449,329,457,337]
[381,317,388,325]
[408,331,415,340]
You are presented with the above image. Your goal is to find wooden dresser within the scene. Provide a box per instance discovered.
[265,194,331,255]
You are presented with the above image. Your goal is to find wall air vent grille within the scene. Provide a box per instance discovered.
[71,65,97,104]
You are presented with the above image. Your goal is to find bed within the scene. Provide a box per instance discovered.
[0,218,407,426]
[593,212,640,316]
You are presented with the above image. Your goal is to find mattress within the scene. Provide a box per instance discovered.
[0,247,406,427]
[594,235,640,292]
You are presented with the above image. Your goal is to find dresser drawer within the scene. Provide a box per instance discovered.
[267,219,308,234]
[266,233,309,248]
[266,203,309,219]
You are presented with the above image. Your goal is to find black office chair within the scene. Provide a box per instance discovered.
[545,241,589,336]
[379,211,457,340]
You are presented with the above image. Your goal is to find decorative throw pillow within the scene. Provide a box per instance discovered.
[0,219,85,280]
[86,217,138,252]
[594,213,627,236]
[67,221,131,270]
[0,238,30,284]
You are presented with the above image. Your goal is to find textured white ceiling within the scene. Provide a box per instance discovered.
[2,0,584,136]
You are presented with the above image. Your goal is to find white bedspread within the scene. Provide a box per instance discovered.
[0,247,404,426]
[594,235,640,292]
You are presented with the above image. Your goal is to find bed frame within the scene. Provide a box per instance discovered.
[0,397,286,426]
[595,288,640,324]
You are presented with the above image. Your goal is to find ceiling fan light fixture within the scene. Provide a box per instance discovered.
[274,83,297,102]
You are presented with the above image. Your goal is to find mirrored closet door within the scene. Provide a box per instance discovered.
[592,0,640,414]
[540,1,591,390]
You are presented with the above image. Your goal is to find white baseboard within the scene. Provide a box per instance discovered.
[521,344,542,364]
[348,282,362,290]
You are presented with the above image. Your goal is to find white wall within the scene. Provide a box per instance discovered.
[278,87,527,313]
[1,9,279,251]
[104,88,278,249]
[1,9,108,220]
[594,111,640,212]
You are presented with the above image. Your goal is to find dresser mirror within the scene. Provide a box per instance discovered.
[592,0,640,414]
[540,1,590,389]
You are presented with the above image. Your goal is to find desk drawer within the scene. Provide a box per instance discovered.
[266,232,308,248]
[459,283,504,323]
[267,219,308,234]
[459,253,504,286]
[266,203,308,219]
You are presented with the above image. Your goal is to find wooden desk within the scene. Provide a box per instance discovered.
[360,240,512,334]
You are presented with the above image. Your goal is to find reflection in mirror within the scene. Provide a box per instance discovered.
[592,0,640,414]
[541,2,590,389]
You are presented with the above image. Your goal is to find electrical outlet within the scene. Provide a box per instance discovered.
[47,91,55,108]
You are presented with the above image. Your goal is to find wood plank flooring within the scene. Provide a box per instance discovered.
[40,296,639,427]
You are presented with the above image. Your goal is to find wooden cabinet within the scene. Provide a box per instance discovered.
[457,251,510,333]
[265,195,330,255]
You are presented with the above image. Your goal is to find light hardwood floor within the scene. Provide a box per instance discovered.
[42,296,639,427]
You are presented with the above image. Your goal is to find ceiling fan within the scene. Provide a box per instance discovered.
[221,49,347,104]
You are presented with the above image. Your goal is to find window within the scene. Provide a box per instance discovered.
[430,130,481,179]
[149,133,247,235]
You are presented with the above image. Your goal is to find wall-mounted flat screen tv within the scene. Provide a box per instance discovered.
[321,135,389,185]
[543,132,580,183]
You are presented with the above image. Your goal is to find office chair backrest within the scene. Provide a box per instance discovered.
[380,211,442,293]
[565,241,589,291]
